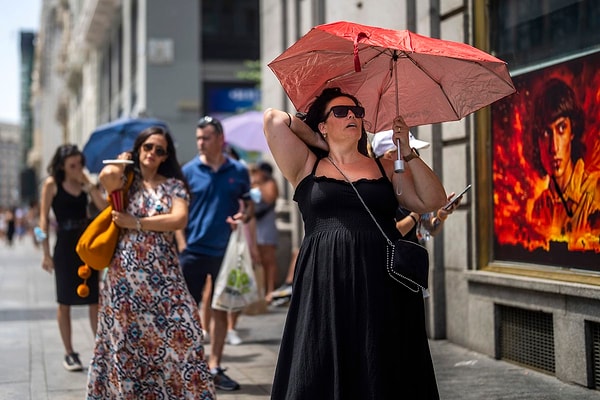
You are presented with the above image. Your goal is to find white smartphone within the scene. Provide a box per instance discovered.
[443,184,472,210]
[102,159,134,165]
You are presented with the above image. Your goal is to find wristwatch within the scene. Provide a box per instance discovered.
[403,147,420,162]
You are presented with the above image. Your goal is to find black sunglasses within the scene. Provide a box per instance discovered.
[141,143,168,156]
[324,105,365,119]
[197,116,224,134]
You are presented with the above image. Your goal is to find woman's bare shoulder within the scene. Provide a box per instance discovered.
[42,176,56,189]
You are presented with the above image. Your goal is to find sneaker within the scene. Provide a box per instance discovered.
[211,367,240,391]
[226,329,243,346]
[202,329,210,343]
[63,352,83,372]
[270,283,292,299]
[271,296,291,307]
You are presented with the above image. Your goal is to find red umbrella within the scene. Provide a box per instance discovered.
[268,21,516,132]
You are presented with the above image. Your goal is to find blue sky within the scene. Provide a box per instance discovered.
[0,0,41,124]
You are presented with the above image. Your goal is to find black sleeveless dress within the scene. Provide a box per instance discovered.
[271,158,439,400]
[51,184,99,305]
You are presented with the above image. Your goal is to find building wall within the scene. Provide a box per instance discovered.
[34,0,71,180]
[32,0,257,172]
[20,32,36,162]
[19,31,37,203]
[0,123,21,207]
[145,0,200,165]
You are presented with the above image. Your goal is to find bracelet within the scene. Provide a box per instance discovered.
[135,218,142,230]
[409,214,418,225]
[286,112,292,128]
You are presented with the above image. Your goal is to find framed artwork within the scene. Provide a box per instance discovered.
[491,51,600,271]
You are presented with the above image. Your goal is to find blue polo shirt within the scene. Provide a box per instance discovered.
[182,156,250,257]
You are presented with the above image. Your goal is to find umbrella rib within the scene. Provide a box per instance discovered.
[361,48,411,131]
[372,53,395,130]
[405,55,460,119]
[474,60,516,91]
[406,55,516,120]
[361,47,407,69]
[366,58,398,131]
[325,47,403,85]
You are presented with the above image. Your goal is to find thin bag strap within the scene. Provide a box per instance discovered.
[327,157,393,246]
[327,156,425,294]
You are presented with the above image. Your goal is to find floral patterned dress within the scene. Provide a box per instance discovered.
[87,178,215,399]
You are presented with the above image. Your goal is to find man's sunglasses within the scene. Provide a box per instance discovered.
[141,143,168,156]
[197,115,224,134]
[324,105,365,119]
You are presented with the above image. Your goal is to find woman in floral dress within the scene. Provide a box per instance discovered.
[87,126,215,399]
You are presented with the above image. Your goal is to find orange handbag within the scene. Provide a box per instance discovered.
[76,172,133,271]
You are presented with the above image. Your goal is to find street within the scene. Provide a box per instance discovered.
[1,239,598,399]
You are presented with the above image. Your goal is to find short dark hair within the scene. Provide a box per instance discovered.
[257,161,273,175]
[197,116,223,135]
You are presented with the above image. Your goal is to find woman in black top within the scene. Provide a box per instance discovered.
[39,144,107,371]
[264,88,447,399]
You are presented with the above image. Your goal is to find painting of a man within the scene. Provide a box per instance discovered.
[529,78,600,250]
[492,51,600,270]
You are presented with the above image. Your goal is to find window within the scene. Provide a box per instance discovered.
[201,0,259,60]
[485,0,600,274]
[490,0,600,70]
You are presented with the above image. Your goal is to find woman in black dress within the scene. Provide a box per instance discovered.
[39,144,107,371]
[263,88,447,399]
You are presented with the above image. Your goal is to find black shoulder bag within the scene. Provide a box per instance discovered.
[327,157,429,294]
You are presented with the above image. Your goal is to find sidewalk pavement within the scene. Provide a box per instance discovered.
[1,239,598,399]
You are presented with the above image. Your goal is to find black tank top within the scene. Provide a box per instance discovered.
[51,183,88,230]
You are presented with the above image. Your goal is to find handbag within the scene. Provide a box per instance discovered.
[76,172,133,271]
[212,228,260,312]
[327,156,429,293]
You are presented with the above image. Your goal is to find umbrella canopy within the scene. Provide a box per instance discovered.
[83,117,169,173]
[268,21,516,131]
[221,110,269,153]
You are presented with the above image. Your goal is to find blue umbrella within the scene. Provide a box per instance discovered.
[83,117,168,173]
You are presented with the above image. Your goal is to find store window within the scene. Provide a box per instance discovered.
[201,0,259,60]
[486,0,600,274]
[490,0,600,70]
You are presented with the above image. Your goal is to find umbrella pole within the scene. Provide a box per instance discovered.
[393,52,405,174]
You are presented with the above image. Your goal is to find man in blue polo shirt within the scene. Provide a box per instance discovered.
[177,116,253,391]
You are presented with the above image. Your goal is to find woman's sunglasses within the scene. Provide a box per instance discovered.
[325,105,365,119]
[141,143,168,156]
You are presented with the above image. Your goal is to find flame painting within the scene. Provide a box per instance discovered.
[491,51,600,271]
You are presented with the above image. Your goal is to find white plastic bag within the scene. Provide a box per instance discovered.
[212,228,259,312]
